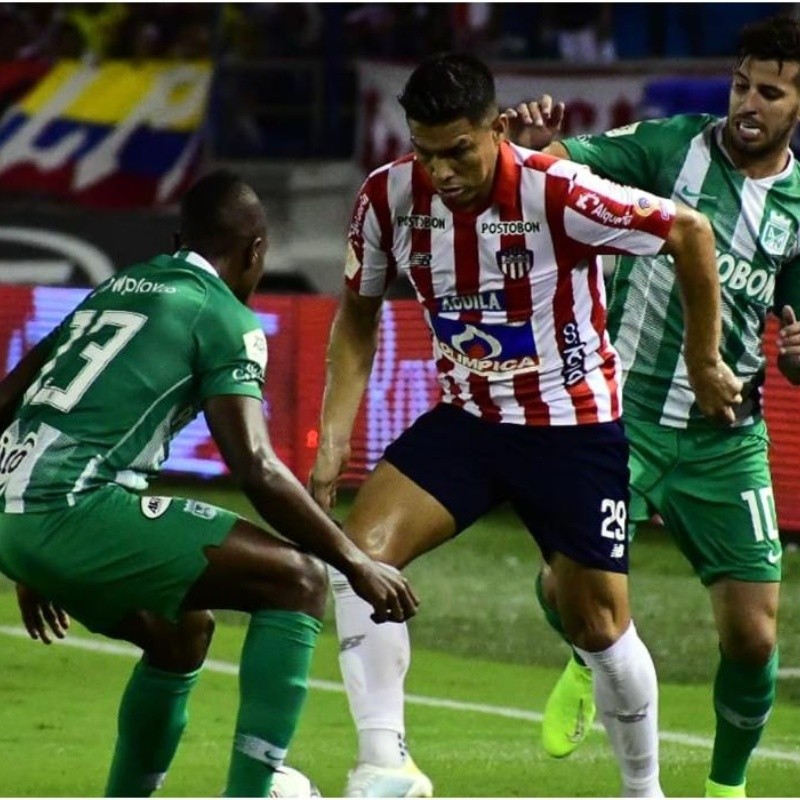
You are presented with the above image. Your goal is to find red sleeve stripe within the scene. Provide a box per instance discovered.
[368,168,397,291]
[543,168,602,424]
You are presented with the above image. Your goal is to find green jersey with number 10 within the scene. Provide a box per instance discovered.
[0,251,267,512]
[564,114,800,428]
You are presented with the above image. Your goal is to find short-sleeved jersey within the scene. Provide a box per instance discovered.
[564,114,800,428]
[0,251,267,512]
[345,140,676,426]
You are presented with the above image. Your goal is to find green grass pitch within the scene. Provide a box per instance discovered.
[0,480,797,797]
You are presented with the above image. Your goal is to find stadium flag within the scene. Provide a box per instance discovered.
[0,60,212,207]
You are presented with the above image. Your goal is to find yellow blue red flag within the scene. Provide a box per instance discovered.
[0,60,212,207]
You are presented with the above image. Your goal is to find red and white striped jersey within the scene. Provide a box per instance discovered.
[345,141,676,426]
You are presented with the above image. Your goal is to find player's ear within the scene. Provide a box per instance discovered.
[492,113,508,142]
[247,237,265,272]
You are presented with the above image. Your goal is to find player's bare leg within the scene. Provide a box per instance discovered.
[332,460,455,797]
[535,563,596,758]
[550,553,662,798]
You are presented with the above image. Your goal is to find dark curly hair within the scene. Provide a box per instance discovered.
[398,52,496,126]
[737,15,800,77]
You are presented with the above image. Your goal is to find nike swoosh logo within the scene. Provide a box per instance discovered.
[676,185,717,202]
[568,699,586,742]
[767,550,782,564]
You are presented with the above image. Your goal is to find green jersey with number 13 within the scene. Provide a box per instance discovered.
[0,251,267,512]
[563,114,800,428]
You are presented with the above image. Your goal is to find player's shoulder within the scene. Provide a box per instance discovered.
[94,254,209,303]
[93,253,251,324]
[359,152,416,198]
[627,113,719,140]
[511,143,590,184]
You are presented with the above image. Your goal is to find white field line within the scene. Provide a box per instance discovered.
[1,625,798,765]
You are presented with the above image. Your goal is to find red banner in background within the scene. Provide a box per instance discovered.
[1,286,799,533]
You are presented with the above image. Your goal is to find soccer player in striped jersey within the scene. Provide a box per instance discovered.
[0,171,418,797]
[509,14,800,798]
[310,53,741,798]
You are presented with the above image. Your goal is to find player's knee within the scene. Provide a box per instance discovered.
[279,550,329,619]
[540,564,557,608]
[722,625,777,667]
[184,610,215,662]
[143,611,215,673]
[565,611,625,652]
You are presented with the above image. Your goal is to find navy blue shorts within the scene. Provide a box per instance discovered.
[383,403,630,573]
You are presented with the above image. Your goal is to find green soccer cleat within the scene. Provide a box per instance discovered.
[541,656,596,758]
[705,778,747,797]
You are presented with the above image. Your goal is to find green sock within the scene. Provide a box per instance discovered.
[534,571,586,668]
[224,610,322,798]
[710,648,778,787]
[105,660,200,797]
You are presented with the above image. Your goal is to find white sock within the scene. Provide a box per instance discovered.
[330,565,410,768]
[574,622,662,797]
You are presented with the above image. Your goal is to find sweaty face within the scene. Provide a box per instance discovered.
[409,114,506,211]
[726,57,800,162]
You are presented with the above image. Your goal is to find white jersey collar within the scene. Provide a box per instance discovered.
[174,249,219,277]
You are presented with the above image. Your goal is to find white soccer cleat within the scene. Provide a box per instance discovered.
[344,758,433,798]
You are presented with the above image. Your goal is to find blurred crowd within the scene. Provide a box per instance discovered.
[0,2,792,161]
[0,2,791,65]
[0,4,215,61]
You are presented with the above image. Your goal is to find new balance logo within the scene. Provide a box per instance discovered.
[610,543,625,559]
[617,703,649,723]
[340,635,366,652]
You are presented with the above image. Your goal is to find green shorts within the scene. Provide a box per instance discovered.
[0,485,237,634]
[626,416,781,586]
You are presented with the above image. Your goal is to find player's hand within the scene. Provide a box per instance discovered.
[16,583,70,645]
[309,439,351,513]
[504,96,565,151]
[778,305,800,362]
[686,358,743,424]
[345,557,420,624]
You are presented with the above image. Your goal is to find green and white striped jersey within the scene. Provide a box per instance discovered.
[0,251,267,512]
[564,114,800,428]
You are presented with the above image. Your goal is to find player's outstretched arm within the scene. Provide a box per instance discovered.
[662,207,743,422]
[309,289,383,512]
[0,333,57,433]
[205,394,419,623]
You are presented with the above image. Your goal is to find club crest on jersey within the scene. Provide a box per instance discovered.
[183,499,219,520]
[762,211,793,257]
[431,317,539,377]
[495,246,534,280]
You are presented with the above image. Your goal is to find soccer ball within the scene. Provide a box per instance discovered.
[269,766,321,797]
